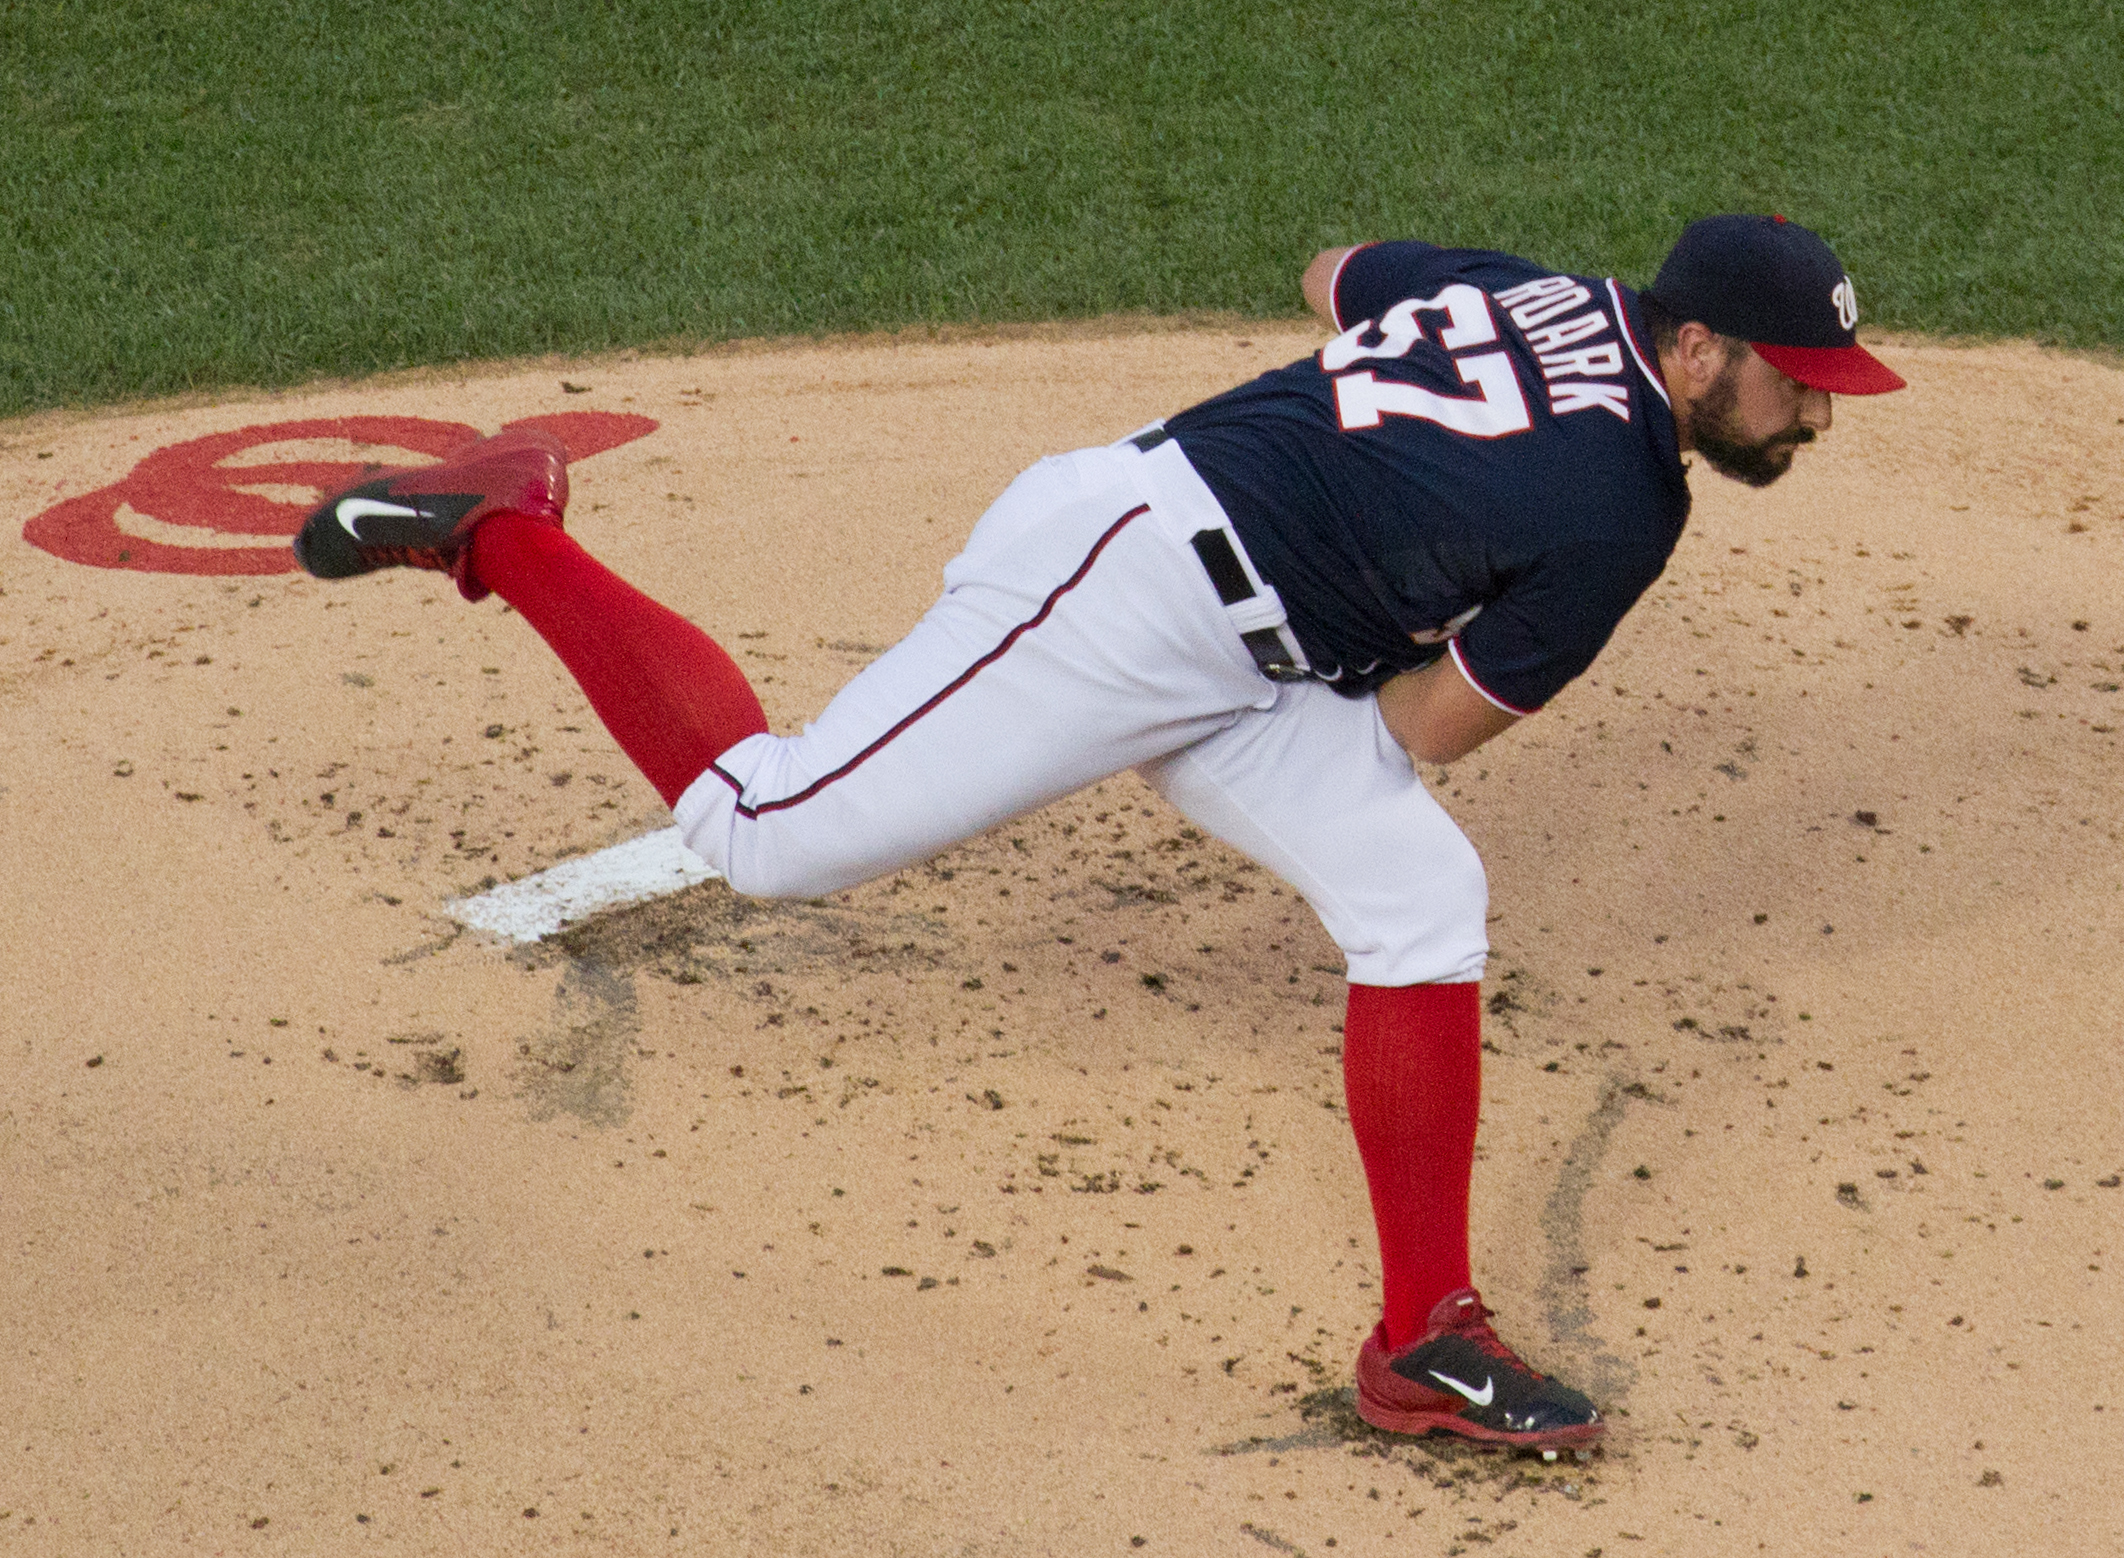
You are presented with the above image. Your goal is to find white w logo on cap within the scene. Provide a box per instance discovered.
[1833,278,1859,331]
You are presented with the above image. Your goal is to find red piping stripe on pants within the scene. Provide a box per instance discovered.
[708,503,1152,820]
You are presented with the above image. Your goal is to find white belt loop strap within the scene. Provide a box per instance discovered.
[1121,432,1311,681]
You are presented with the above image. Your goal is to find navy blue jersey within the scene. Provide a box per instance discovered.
[1166,241,1690,712]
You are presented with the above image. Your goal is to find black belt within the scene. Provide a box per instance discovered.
[1188,528,1307,682]
[1128,426,1305,683]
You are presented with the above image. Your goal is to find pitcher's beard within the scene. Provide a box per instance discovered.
[1687,362,1816,487]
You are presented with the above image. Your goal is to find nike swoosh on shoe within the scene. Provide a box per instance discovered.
[1426,1369,1495,1406]
[336,496,426,539]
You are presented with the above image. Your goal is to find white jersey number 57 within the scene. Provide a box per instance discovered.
[1324,283,1531,439]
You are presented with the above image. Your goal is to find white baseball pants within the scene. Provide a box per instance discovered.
[673,438,1487,986]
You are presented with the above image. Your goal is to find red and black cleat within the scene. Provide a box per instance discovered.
[1355,1287,1604,1452]
[293,427,569,601]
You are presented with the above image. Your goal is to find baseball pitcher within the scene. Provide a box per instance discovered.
[294,213,1903,1450]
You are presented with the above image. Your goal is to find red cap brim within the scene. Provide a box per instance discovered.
[1752,341,1906,395]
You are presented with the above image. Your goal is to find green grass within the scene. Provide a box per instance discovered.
[3,0,2119,415]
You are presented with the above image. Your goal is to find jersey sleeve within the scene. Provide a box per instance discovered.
[1447,538,1667,715]
[1328,241,1450,332]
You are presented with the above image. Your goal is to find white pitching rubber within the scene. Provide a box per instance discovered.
[447,826,720,942]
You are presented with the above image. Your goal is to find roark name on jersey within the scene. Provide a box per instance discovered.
[1491,274,1633,423]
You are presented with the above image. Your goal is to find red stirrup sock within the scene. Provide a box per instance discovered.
[467,515,767,807]
[1342,980,1483,1350]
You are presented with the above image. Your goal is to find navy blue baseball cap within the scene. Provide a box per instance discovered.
[1652,214,1905,395]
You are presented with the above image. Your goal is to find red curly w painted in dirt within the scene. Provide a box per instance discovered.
[21,411,657,577]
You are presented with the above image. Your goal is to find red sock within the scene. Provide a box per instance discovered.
[468,516,767,807]
[1342,981,1482,1350]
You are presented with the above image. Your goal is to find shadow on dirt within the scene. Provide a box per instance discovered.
[540,877,954,982]
[1207,1387,1607,1515]
[513,958,638,1128]
[502,879,955,1126]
